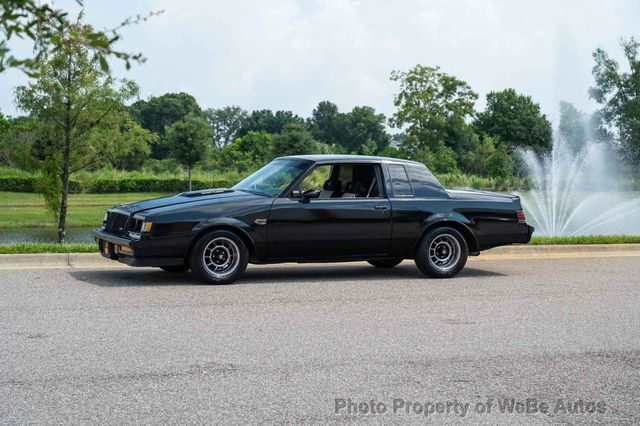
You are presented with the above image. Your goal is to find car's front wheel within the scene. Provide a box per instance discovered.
[367,258,403,268]
[414,227,468,278]
[189,230,249,285]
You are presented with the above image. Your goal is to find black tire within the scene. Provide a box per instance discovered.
[414,227,468,278]
[160,264,190,273]
[189,230,249,285]
[367,258,403,268]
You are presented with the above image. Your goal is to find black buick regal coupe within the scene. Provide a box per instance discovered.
[94,155,534,284]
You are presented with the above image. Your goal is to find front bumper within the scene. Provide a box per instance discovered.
[93,228,184,268]
[94,228,133,247]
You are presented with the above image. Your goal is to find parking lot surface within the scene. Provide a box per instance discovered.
[1,256,639,424]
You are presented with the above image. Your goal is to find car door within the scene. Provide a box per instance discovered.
[267,163,392,260]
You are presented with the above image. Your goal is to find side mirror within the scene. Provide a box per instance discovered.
[291,190,319,201]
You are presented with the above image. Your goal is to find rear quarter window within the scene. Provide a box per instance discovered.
[388,164,413,197]
[405,164,448,198]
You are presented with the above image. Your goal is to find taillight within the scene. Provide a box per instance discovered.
[517,211,526,222]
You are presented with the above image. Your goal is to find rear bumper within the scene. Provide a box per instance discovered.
[93,228,184,268]
[477,223,534,251]
[511,223,534,244]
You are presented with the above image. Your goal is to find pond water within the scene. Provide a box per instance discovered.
[0,227,96,244]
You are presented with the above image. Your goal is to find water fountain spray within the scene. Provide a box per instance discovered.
[518,138,640,236]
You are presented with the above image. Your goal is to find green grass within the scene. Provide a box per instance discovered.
[0,243,97,254]
[530,235,640,245]
[1,235,639,254]
[0,192,170,228]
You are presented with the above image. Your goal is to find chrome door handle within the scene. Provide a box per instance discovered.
[373,204,388,210]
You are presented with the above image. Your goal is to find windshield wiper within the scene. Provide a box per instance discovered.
[236,188,271,197]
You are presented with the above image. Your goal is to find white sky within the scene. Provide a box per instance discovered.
[1,0,638,126]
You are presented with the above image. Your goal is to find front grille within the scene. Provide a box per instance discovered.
[104,212,130,235]
[129,217,143,233]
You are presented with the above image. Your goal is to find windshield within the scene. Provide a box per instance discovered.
[233,159,310,197]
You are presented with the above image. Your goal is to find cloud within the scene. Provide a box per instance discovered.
[1,0,638,123]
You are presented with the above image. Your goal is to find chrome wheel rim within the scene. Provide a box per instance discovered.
[428,234,461,272]
[202,237,240,279]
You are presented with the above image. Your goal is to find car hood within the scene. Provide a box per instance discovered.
[447,189,519,203]
[111,188,252,215]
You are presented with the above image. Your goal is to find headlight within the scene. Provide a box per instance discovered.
[101,212,108,229]
[128,221,152,240]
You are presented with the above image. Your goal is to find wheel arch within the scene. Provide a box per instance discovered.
[186,224,256,262]
[413,219,480,256]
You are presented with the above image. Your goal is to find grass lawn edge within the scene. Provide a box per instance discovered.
[1,235,640,254]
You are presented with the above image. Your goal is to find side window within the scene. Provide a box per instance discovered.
[297,165,332,195]
[405,164,448,198]
[299,163,382,199]
[388,164,413,197]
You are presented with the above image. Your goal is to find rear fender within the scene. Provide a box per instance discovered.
[416,212,480,254]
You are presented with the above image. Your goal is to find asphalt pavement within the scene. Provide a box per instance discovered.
[1,256,639,424]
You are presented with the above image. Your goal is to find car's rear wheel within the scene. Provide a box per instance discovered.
[414,227,468,278]
[367,258,403,268]
[160,265,189,273]
[189,230,249,285]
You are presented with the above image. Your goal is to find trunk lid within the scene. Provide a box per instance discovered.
[447,189,521,204]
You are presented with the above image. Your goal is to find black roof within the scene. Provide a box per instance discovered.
[275,154,422,165]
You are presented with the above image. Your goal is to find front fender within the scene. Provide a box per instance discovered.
[189,217,264,261]
[191,217,254,234]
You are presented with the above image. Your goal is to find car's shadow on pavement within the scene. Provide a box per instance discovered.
[70,263,504,287]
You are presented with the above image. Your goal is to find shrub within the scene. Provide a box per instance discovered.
[0,176,36,192]
[142,158,182,175]
[86,177,236,193]
[0,175,81,193]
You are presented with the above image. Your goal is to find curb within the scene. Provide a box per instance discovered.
[486,243,640,254]
[1,244,640,269]
[0,253,127,269]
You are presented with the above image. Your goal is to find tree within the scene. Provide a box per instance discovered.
[0,111,9,161]
[220,131,272,172]
[165,113,211,191]
[308,101,339,143]
[485,142,513,179]
[238,109,305,136]
[203,106,248,149]
[129,92,203,159]
[14,18,139,243]
[0,111,11,164]
[558,101,587,152]
[308,101,390,154]
[107,115,158,170]
[271,122,331,157]
[589,37,640,167]
[475,88,552,154]
[0,111,7,134]
[0,115,41,168]
[0,2,160,75]
[390,65,478,157]
[340,106,390,154]
[414,141,459,174]
[456,134,497,176]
